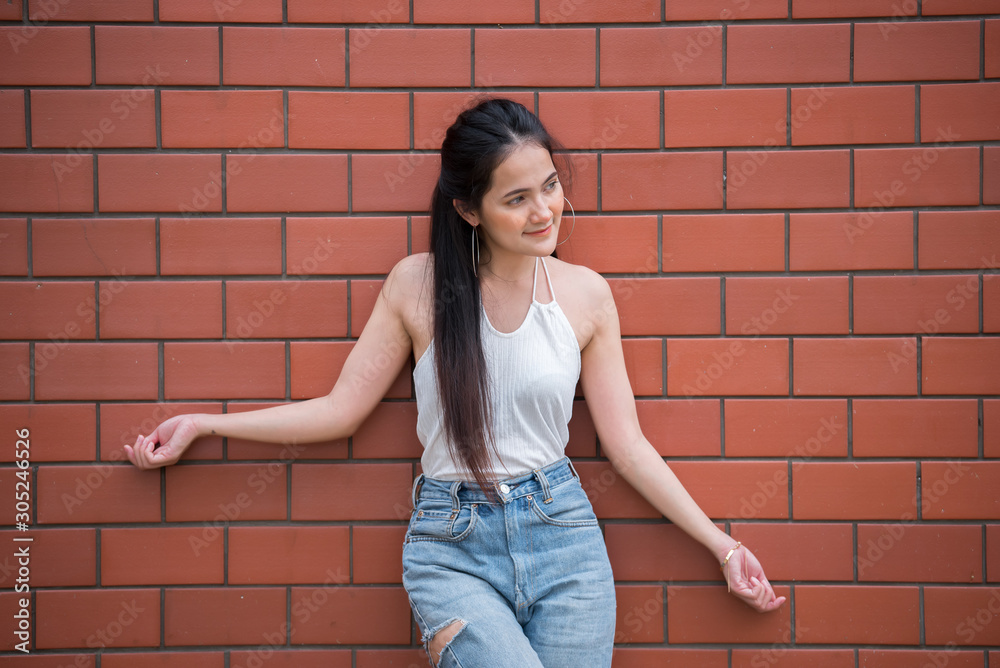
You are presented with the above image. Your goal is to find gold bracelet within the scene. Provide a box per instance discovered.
[720,542,741,592]
[720,541,742,570]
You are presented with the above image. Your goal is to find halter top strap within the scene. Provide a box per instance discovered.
[532,256,557,304]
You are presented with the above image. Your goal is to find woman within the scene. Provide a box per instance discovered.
[126,98,784,667]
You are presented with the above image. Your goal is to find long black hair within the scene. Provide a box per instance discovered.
[430,97,562,493]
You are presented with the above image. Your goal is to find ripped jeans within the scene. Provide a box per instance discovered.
[402,457,616,668]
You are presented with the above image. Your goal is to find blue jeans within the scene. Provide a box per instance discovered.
[402,457,617,667]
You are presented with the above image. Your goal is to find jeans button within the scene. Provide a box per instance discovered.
[499,483,510,494]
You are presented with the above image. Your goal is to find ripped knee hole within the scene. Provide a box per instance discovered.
[429,619,466,666]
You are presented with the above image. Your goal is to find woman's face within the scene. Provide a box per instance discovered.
[458,142,565,262]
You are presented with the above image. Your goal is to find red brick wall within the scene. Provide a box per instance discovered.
[1,1,999,666]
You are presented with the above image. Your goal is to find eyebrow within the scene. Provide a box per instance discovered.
[501,171,559,199]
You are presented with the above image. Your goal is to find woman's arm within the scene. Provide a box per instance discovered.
[126,259,416,469]
[577,272,785,613]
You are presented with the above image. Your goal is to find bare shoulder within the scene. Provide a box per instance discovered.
[382,253,434,307]
[546,257,617,348]
[381,252,435,350]
[548,256,612,303]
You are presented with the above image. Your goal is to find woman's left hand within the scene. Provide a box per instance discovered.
[721,544,786,613]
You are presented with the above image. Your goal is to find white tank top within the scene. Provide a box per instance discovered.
[413,257,581,481]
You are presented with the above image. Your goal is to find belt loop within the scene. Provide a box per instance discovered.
[566,458,581,481]
[449,481,462,513]
[534,467,554,504]
[410,473,425,509]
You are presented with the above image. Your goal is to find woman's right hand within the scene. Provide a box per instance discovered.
[124,414,202,470]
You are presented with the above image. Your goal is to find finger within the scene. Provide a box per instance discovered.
[149,445,172,467]
[755,580,770,610]
[752,572,763,606]
[135,434,158,469]
[129,435,146,468]
[760,595,786,613]
[758,579,776,605]
[756,585,784,613]
[753,574,776,601]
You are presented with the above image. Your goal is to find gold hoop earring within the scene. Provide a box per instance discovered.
[556,197,576,246]
[471,226,480,277]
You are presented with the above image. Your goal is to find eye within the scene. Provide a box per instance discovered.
[545,179,559,191]
[508,195,524,205]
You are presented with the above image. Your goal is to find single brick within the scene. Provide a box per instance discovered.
[665,88,786,148]
[666,338,790,398]
[96,26,218,85]
[223,27,346,87]
[32,218,156,277]
[853,399,979,458]
[663,214,785,272]
[790,211,914,271]
[793,462,917,520]
[602,153,723,211]
[601,27,722,86]
[539,91,661,150]
[475,28,595,87]
[855,20,980,81]
[727,24,851,84]
[790,85,916,146]
[793,338,918,396]
[288,92,409,150]
[161,90,285,149]
[0,27,91,85]
[350,28,469,87]
[0,155,94,213]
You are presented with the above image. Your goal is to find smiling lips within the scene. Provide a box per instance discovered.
[525,224,553,236]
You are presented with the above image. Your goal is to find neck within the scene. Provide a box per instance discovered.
[479,249,538,285]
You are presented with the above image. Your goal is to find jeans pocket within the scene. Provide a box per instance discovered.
[406,500,479,543]
[528,482,600,528]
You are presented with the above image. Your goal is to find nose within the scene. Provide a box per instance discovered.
[529,195,553,223]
